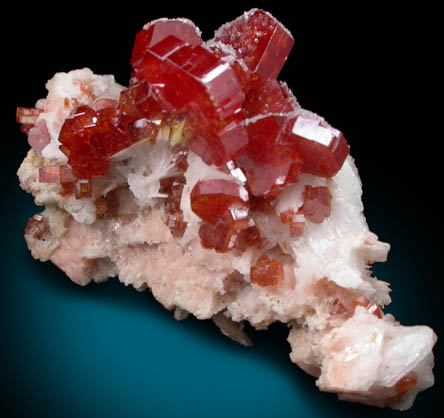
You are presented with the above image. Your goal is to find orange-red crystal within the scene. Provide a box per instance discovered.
[250,255,285,286]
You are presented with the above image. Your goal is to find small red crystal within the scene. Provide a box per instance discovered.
[351,296,383,319]
[75,179,92,199]
[191,179,250,252]
[190,179,249,224]
[389,374,418,403]
[302,186,332,224]
[287,115,349,178]
[164,212,187,238]
[160,175,186,214]
[118,81,167,137]
[280,209,305,237]
[24,214,45,239]
[213,9,294,80]
[250,254,284,286]
[236,225,263,251]
[198,211,249,252]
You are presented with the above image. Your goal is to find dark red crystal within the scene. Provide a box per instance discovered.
[191,179,249,252]
[118,81,167,138]
[213,9,294,80]
[59,105,132,179]
[288,115,349,178]
[198,211,249,252]
[133,35,248,166]
[243,79,296,118]
[131,18,202,67]
[235,115,303,196]
[190,179,249,224]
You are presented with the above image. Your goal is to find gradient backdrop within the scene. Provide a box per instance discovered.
[2,2,441,418]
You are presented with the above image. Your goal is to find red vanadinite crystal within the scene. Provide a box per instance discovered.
[118,81,168,141]
[191,179,249,224]
[280,209,305,237]
[59,105,132,179]
[213,9,294,81]
[133,35,248,166]
[250,254,285,286]
[302,185,332,224]
[24,214,46,239]
[287,115,349,178]
[235,115,303,196]
[191,179,250,251]
[243,79,296,118]
[131,18,202,67]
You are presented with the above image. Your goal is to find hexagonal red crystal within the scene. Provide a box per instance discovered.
[191,179,249,224]
[302,185,332,224]
[250,254,284,286]
[191,179,250,252]
[286,115,349,178]
[134,35,248,165]
[213,9,294,80]
[235,115,303,196]
[59,105,132,179]
[131,18,202,67]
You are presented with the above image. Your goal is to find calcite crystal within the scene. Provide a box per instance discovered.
[17,9,436,411]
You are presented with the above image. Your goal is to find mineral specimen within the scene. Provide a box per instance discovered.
[17,9,436,411]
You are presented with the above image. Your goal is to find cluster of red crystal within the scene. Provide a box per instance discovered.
[131,21,248,167]
[278,185,332,238]
[17,10,351,271]
[190,179,250,252]
[59,104,132,179]
[160,146,189,238]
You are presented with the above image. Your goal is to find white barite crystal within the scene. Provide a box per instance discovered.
[18,69,437,411]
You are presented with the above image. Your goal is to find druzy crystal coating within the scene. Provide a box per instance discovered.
[17,9,350,259]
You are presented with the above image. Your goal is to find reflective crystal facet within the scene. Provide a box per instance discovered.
[289,116,349,178]
[250,255,285,286]
[131,19,202,67]
[213,9,294,80]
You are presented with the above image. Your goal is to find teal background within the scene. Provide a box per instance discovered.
[2,2,441,418]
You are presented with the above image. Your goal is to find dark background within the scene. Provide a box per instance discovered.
[2,2,441,418]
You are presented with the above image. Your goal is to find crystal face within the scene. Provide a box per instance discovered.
[250,255,285,286]
[133,35,248,166]
[131,18,202,67]
[289,116,349,178]
[191,180,250,251]
[213,9,294,80]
